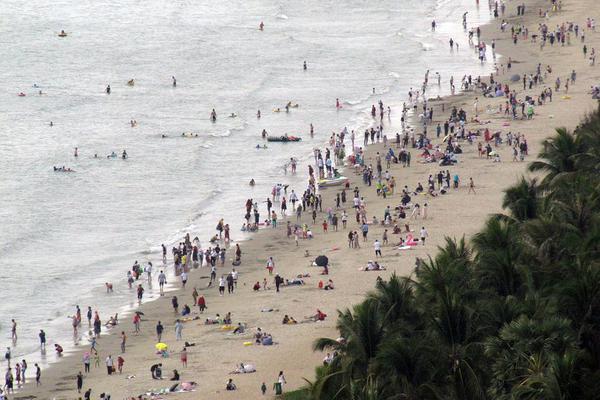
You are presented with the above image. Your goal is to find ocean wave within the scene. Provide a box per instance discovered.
[276,13,288,20]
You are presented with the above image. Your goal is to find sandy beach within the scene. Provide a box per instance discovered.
[8,0,600,399]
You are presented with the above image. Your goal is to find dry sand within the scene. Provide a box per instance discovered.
[13,0,600,399]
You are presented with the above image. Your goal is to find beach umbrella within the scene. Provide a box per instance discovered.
[510,74,521,82]
[135,311,145,316]
[155,343,168,351]
[315,255,329,267]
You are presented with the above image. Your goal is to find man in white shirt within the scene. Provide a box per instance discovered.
[231,269,238,288]
[420,227,428,245]
[105,355,114,375]
[374,240,382,257]
[180,272,188,289]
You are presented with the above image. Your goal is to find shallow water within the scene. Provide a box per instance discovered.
[0,0,493,370]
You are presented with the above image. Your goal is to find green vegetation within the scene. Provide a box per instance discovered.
[304,107,600,400]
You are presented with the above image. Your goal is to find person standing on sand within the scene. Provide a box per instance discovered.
[35,363,41,386]
[87,306,92,327]
[180,347,188,367]
[156,321,164,342]
[175,319,183,341]
[218,275,226,295]
[77,371,83,393]
[120,331,126,353]
[181,271,188,289]
[374,239,382,258]
[158,270,167,295]
[105,355,113,375]
[420,227,428,246]
[133,313,141,334]
[197,295,207,313]
[468,177,476,194]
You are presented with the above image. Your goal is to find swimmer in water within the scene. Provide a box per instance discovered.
[257,110,261,118]
[303,61,307,70]
[249,179,255,186]
[50,121,54,127]
[122,150,128,159]
[59,30,67,37]
[161,134,167,138]
[74,147,78,157]
[229,113,237,118]
[262,129,268,139]
[210,109,217,122]
[172,76,176,87]
[259,22,264,31]
[106,85,111,94]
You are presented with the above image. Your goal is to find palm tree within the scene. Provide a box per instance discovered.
[528,128,582,187]
[501,177,540,222]
[472,218,524,297]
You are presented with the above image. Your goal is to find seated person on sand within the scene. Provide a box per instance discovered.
[415,183,424,193]
[260,334,273,345]
[226,378,237,391]
[282,315,298,325]
[55,343,64,356]
[368,261,386,271]
[393,224,402,234]
[223,312,232,325]
[285,278,305,286]
[205,314,221,324]
[181,304,191,316]
[151,363,163,379]
[170,369,180,381]
[323,279,334,290]
[427,187,438,197]
[253,281,261,291]
[233,323,245,334]
[306,309,327,322]
[254,327,264,343]
[231,363,256,374]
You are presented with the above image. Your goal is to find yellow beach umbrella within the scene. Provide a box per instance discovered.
[155,343,168,351]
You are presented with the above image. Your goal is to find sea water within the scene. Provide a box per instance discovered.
[0,0,493,369]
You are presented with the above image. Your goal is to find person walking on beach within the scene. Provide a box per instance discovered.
[133,313,141,334]
[468,177,476,194]
[420,227,428,246]
[158,270,167,295]
[374,240,382,258]
[120,331,127,353]
[39,330,46,350]
[181,271,188,289]
[156,321,164,342]
[11,320,17,341]
[87,307,92,327]
[197,295,206,313]
[219,275,226,295]
[180,347,188,367]
[175,319,183,341]
[105,355,114,375]
[35,363,41,386]
[83,352,91,373]
[172,296,179,313]
[76,371,83,393]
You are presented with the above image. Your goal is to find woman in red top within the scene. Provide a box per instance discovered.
[197,296,206,313]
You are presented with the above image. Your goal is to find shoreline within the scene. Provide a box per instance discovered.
[9,0,600,399]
